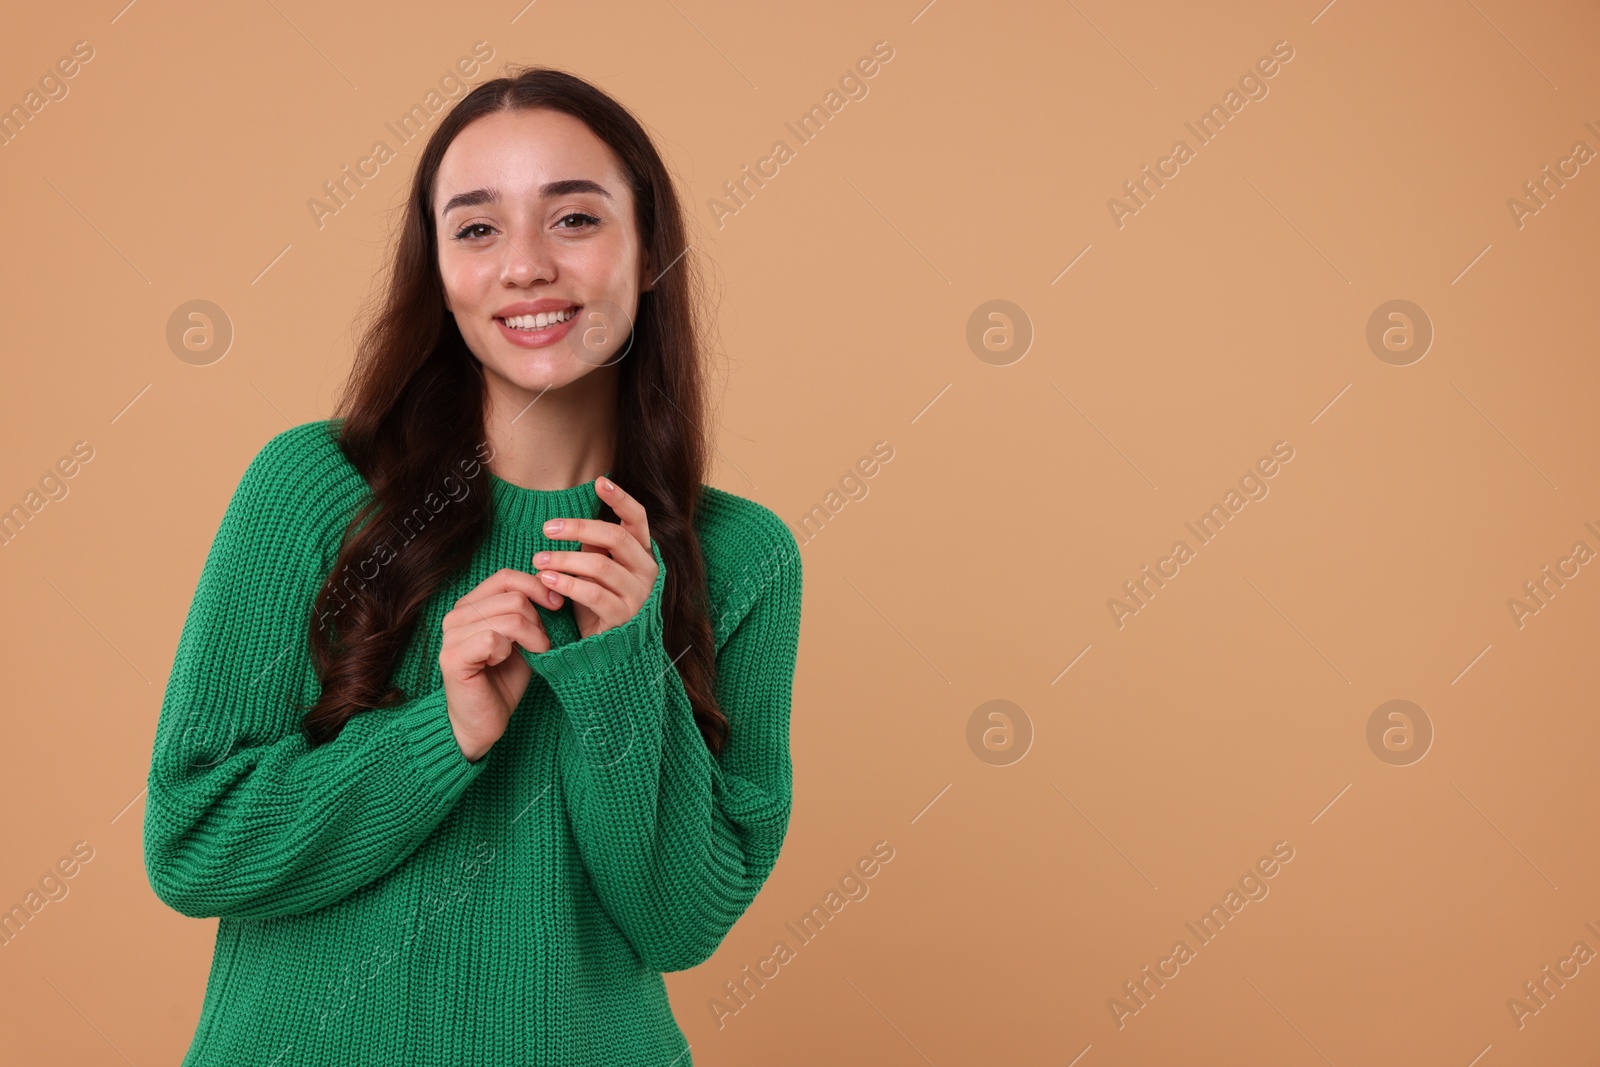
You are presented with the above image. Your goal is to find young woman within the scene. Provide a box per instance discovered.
[143,66,803,1066]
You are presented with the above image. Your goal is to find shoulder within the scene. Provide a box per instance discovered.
[693,485,801,584]
[693,485,803,647]
[228,419,370,566]
[242,419,356,491]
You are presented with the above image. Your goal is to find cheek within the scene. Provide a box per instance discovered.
[574,231,639,290]
[439,257,493,309]
[562,248,612,290]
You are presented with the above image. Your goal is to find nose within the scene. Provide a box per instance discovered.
[500,226,556,286]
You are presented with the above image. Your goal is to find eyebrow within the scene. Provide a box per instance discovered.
[440,179,613,219]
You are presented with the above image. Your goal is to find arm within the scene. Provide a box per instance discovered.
[522,515,802,972]
[143,429,489,920]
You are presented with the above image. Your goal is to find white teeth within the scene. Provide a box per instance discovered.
[501,307,577,330]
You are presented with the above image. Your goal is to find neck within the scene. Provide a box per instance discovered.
[481,363,619,490]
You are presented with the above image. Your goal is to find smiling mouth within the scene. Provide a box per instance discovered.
[497,306,581,331]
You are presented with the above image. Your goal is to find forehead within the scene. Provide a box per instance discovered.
[432,107,628,213]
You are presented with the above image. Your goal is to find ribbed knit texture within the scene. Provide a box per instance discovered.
[143,419,802,1066]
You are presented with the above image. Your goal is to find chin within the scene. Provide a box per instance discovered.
[496,359,586,393]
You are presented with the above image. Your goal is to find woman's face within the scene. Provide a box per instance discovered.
[433,107,649,395]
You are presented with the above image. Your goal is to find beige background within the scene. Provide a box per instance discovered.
[3,0,1599,1062]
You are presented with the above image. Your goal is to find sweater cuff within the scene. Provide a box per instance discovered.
[390,685,491,781]
[522,538,668,689]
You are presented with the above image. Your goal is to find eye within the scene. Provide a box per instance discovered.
[555,212,601,230]
[452,222,494,241]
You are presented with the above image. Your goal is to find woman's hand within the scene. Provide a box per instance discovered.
[532,477,659,641]
[438,568,562,762]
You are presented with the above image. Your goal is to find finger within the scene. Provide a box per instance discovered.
[595,476,651,551]
[455,568,551,607]
[443,611,550,658]
[531,549,646,603]
[451,628,544,680]
[468,628,516,670]
[541,517,653,574]
[444,599,548,646]
[444,607,545,649]
[452,567,562,612]
[444,585,550,652]
[444,590,553,633]
[535,568,627,622]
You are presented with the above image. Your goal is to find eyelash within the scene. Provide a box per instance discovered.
[451,212,601,241]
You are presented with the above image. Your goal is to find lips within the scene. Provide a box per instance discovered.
[493,298,582,319]
[493,304,583,348]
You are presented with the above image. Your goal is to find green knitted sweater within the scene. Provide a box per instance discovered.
[142,419,802,1066]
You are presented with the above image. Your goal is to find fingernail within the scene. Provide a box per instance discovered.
[534,552,550,564]
[544,520,562,534]
[598,477,613,492]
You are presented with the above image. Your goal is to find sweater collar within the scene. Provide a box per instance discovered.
[487,469,609,553]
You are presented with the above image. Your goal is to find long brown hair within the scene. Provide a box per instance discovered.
[298,65,726,755]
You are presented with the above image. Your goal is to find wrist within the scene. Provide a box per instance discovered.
[446,710,493,763]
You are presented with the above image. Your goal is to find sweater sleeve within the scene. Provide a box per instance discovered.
[142,427,489,921]
[520,512,802,972]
